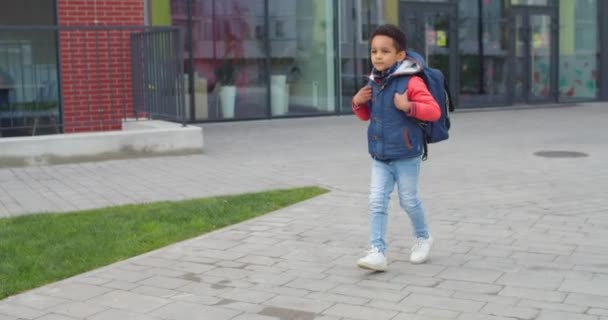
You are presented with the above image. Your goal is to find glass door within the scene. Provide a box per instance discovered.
[510,6,558,103]
[399,2,458,105]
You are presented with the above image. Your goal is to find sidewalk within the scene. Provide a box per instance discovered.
[1,103,608,319]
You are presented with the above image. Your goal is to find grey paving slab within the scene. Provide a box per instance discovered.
[517,299,587,314]
[535,310,599,320]
[2,103,608,319]
[34,314,77,320]
[87,308,163,320]
[480,302,539,320]
[498,286,566,302]
[46,301,108,319]
[322,303,398,320]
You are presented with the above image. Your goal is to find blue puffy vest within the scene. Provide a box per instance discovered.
[366,58,424,161]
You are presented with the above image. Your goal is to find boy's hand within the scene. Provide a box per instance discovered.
[394,90,411,112]
[352,85,372,106]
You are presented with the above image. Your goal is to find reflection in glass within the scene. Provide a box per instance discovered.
[340,0,378,113]
[511,0,548,5]
[559,0,598,99]
[0,0,59,137]
[171,0,337,120]
[458,0,508,106]
[172,0,268,120]
[529,14,551,100]
[269,0,336,116]
[406,8,450,86]
[422,12,450,75]
[359,0,381,43]
[514,14,526,102]
[512,11,554,103]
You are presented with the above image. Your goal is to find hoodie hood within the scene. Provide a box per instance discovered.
[368,56,423,81]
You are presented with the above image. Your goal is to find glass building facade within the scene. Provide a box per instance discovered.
[0,0,59,136]
[147,0,607,122]
[150,0,339,121]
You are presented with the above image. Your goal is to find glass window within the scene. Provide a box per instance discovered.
[171,0,268,120]
[340,0,377,113]
[269,0,337,116]
[0,0,59,137]
[559,0,598,99]
[171,0,337,120]
[358,0,382,43]
[511,0,548,5]
[458,0,509,106]
[213,0,267,119]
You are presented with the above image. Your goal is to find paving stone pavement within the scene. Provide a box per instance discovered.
[1,103,608,319]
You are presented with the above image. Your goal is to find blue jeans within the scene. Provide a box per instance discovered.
[369,157,429,254]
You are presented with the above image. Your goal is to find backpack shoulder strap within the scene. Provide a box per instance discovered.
[444,77,455,112]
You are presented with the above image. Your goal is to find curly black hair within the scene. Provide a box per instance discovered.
[369,24,407,52]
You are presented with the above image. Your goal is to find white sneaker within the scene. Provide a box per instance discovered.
[410,235,433,264]
[357,246,387,271]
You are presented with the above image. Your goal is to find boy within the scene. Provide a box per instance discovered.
[352,24,440,271]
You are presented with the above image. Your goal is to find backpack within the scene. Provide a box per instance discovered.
[406,51,455,160]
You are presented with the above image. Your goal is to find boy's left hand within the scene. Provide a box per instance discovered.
[394,90,411,112]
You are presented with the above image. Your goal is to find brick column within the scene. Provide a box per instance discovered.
[57,0,144,133]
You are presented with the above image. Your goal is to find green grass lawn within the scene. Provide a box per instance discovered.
[0,186,328,299]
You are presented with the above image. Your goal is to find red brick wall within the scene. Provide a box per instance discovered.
[57,0,144,133]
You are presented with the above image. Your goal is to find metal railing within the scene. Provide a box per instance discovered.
[0,25,185,138]
[131,29,186,125]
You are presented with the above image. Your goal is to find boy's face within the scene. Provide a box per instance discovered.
[370,35,405,72]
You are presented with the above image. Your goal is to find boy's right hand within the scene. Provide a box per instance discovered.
[352,85,372,106]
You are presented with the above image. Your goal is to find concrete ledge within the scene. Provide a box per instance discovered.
[0,120,204,167]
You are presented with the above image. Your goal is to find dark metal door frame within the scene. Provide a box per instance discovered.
[508,5,559,104]
[600,0,608,100]
[52,0,64,133]
[399,1,459,107]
